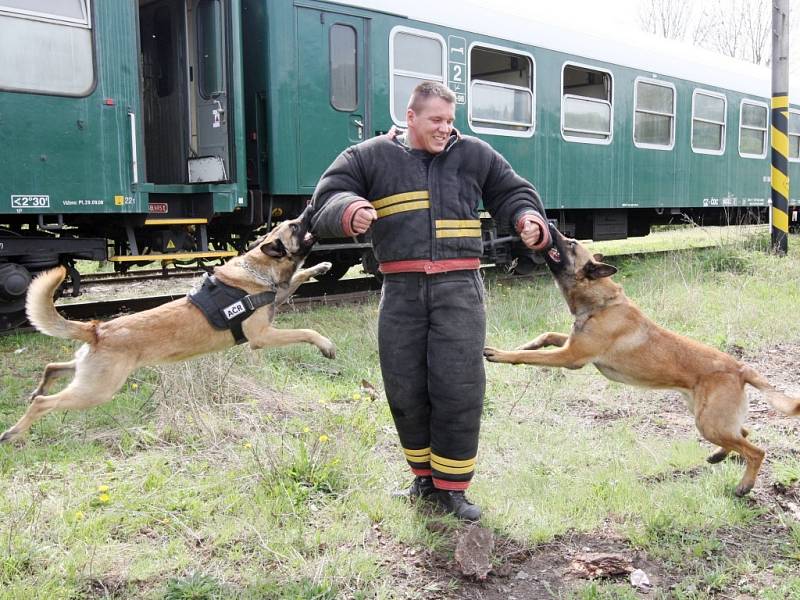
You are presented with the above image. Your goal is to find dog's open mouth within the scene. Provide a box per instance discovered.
[302,232,316,247]
[548,247,562,263]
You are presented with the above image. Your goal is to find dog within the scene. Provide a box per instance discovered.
[0,207,335,444]
[483,226,800,496]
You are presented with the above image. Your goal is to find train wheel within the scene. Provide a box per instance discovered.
[0,262,32,331]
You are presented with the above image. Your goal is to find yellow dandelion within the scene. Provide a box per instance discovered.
[74,511,85,521]
[243,441,253,449]
[131,383,139,391]
[302,427,310,433]
[318,434,329,443]
[97,484,109,493]
[98,493,111,504]
[351,393,361,401]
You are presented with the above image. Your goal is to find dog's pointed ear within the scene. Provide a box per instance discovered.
[261,238,287,258]
[585,261,617,279]
[593,253,605,262]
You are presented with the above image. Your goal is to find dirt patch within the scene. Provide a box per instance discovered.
[371,522,675,599]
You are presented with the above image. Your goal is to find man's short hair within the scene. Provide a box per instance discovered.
[408,81,456,112]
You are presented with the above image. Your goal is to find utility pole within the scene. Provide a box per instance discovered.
[770,0,790,255]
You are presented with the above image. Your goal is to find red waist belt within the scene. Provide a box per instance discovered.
[379,258,480,274]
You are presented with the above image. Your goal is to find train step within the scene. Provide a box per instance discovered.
[143,218,209,226]
[109,250,236,262]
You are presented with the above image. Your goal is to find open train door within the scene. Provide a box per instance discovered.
[190,0,232,182]
[296,7,368,192]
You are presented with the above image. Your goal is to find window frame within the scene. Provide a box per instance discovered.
[632,77,676,151]
[690,88,727,156]
[560,61,614,145]
[389,26,446,127]
[328,22,358,112]
[738,99,769,159]
[467,41,535,139]
[0,0,91,28]
[0,0,95,97]
[788,108,800,162]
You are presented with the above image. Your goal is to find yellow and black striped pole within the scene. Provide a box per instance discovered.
[770,0,790,255]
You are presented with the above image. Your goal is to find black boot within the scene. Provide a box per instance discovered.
[393,475,435,500]
[433,490,481,521]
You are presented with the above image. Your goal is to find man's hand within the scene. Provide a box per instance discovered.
[351,207,378,234]
[519,218,545,250]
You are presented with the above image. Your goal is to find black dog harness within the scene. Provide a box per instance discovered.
[188,275,276,344]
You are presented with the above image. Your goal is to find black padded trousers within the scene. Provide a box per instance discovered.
[378,269,486,490]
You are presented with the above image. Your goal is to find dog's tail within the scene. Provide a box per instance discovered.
[26,266,97,343]
[742,366,800,416]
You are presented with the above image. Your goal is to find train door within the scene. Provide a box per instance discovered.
[296,8,368,191]
[191,0,231,182]
[139,0,232,184]
[140,0,189,184]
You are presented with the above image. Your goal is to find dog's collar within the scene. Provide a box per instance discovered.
[239,258,279,291]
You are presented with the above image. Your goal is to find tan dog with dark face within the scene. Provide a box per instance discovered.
[484,227,800,496]
[1,207,335,444]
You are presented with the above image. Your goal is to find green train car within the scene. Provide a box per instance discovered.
[1,0,798,330]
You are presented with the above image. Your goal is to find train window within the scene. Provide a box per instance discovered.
[0,0,89,25]
[197,0,225,99]
[691,90,726,155]
[389,27,446,126]
[0,0,93,96]
[738,100,768,158]
[468,44,534,137]
[788,110,800,161]
[561,63,613,144]
[329,24,357,112]
[633,79,675,150]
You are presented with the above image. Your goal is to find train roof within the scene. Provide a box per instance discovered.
[337,0,800,103]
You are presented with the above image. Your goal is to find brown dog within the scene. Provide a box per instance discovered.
[1,208,335,444]
[484,227,800,496]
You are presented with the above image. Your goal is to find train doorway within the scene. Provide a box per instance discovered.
[138,0,232,185]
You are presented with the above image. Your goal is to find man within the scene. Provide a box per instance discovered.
[311,82,549,520]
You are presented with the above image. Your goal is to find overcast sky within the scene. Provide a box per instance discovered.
[467,0,800,91]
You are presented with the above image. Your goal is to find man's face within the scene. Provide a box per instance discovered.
[406,96,455,154]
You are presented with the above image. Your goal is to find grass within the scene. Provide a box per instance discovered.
[1,227,800,597]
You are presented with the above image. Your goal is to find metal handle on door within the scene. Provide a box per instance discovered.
[354,118,363,139]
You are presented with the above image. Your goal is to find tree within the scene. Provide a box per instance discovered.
[637,0,695,41]
[638,0,796,66]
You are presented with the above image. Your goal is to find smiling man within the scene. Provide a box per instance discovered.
[311,81,550,520]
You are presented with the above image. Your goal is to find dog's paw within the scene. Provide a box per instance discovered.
[483,347,504,363]
[312,262,333,276]
[734,482,753,497]
[0,428,20,444]
[319,338,336,360]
